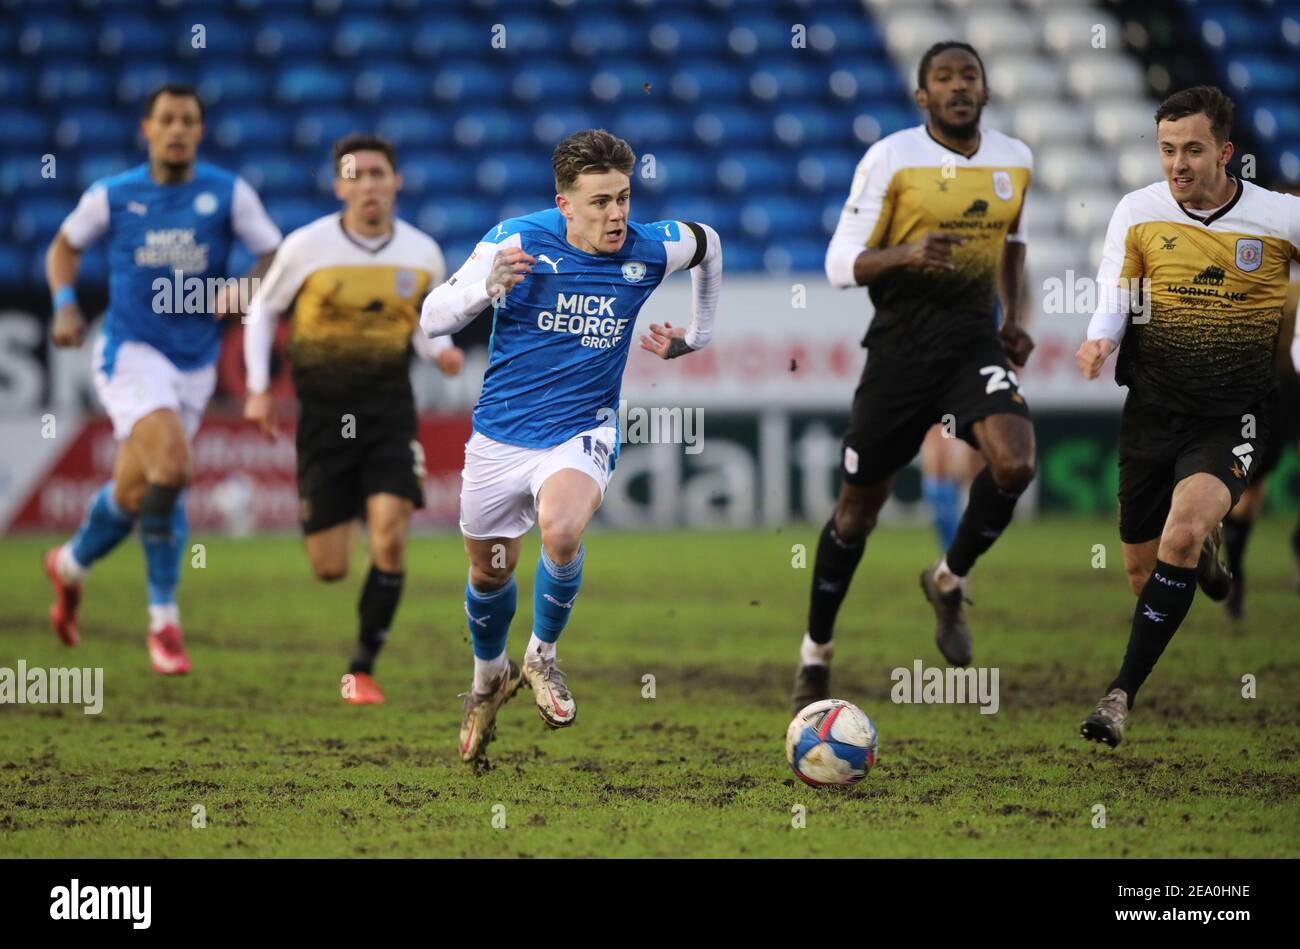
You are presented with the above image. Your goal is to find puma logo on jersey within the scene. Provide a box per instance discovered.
[494,223,506,239]
[127,201,148,216]
[537,254,563,273]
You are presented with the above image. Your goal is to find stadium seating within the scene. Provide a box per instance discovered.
[1,0,899,281]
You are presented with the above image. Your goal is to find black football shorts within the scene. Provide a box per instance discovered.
[841,333,1032,485]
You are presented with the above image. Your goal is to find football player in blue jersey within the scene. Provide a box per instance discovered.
[421,129,722,762]
[43,84,282,674]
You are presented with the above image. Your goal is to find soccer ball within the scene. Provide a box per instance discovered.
[785,699,878,787]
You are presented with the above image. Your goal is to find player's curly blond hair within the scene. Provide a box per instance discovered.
[552,129,635,193]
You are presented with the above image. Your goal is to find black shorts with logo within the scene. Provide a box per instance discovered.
[295,397,426,535]
[841,333,1032,485]
[1117,394,1272,544]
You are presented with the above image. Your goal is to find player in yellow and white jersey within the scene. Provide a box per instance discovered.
[243,134,465,705]
[1076,86,1300,747]
[793,42,1038,713]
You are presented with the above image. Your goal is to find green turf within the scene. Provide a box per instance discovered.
[1,517,1298,857]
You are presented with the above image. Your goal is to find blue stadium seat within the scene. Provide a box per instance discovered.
[748,65,815,102]
[400,152,478,196]
[264,197,334,233]
[795,151,860,194]
[451,110,519,149]
[333,16,406,58]
[117,64,191,107]
[18,15,94,56]
[196,64,270,105]
[98,15,173,57]
[495,14,560,57]
[56,108,135,149]
[0,108,51,148]
[692,108,770,147]
[0,65,35,100]
[773,238,827,272]
[634,150,712,194]
[773,108,850,148]
[238,156,318,196]
[657,195,740,235]
[808,13,883,54]
[277,65,352,105]
[417,198,500,241]
[715,152,796,194]
[828,62,908,100]
[589,64,669,103]
[412,19,487,58]
[569,21,632,58]
[512,65,588,104]
[354,65,429,105]
[719,238,766,273]
[294,109,367,150]
[38,64,112,104]
[0,157,51,198]
[173,16,247,59]
[475,153,556,198]
[724,16,796,58]
[0,246,27,286]
[254,16,332,58]
[78,156,137,191]
[12,197,72,244]
[617,107,691,150]
[1225,56,1297,95]
[377,108,449,148]
[669,62,748,103]
[432,61,511,103]
[1252,100,1300,142]
[740,197,810,239]
[212,108,293,150]
[648,15,721,57]
[1197,9,1273,54]
[531,109,599,147]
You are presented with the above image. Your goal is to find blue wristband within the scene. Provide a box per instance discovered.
[52,286,77,310]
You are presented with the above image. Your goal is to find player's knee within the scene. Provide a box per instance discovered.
[990,455,1036,494]
[145,452,190,488]
[469,563,513,591]
[312,560,348,583]
[832,499,876,543]
[369,527,406,571]
[1161,521,1202,563]
[541,523,584,563]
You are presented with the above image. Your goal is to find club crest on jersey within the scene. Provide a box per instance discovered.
[193,192,218,215]
[395,269,419,297]
[1235,238,1262,272]
[992,171,1014,201]
[622,261,646,283]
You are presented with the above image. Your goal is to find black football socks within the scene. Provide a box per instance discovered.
[351,566,404,674]
[807,519,866,645]
[1109,560,1197,706]
[944,467,1023,577]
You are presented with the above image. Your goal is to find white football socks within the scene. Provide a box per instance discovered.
[800,632,834,666]
[148,603,179,633]
[473,652,509,695]
[525,633,556,664]
[934,557,965,594]
[56,545,87,585]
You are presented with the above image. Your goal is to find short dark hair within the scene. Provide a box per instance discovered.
[552,128,635,192]
[332,133,398,175]
[143,83,204,122]
[917,41,986,90]
[1154,85,1234,143]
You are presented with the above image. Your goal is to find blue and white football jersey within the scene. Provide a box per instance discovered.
[467,207,700,449]
[61,161,281,374]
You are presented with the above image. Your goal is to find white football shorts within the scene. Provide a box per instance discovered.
[459,425,617,539]
[93,335,217,442]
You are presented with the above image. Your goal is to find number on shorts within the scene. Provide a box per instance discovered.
[410,439,427,479]
[979,365,1020,395]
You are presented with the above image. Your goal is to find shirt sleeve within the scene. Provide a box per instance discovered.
[420,233,518,338]
[411,240,452,358]
[655,221,722,350]
[60,185,110,250]
[1005,142,1033,244]
[231,177,282,256]
[1086,195,1141,346]
[825,141,896,288]
[242,229,308,394]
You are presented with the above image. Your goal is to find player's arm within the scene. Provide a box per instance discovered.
[825,144,962,289]
[411,240,464,376]
[420,232,534,338]
[1077,197,1137,379]
[46,185,110,348]
[218,177,283,319]
[242,231,305,441]
[641,221,722,359]
[998,183,1033,367]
